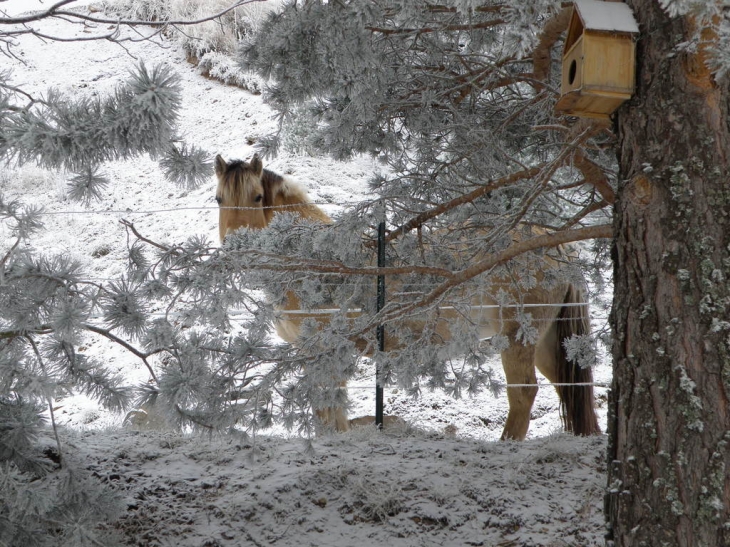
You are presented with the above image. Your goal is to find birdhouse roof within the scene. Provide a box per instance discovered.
[573,0,639,34]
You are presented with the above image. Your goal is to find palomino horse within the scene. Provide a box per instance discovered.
[215,154,601,440]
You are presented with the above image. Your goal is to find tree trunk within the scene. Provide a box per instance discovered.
[607,2,730,546]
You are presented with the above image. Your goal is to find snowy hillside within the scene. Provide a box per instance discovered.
[2,2,610,545]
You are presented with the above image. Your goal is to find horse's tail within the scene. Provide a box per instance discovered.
[555,284,601,436]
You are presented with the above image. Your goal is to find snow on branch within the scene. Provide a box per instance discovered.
[0,0,264,27]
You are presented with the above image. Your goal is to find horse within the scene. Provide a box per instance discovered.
[215,154,601,440]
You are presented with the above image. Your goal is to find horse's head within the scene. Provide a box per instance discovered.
[215,154,270,241]
[215,153,331,242]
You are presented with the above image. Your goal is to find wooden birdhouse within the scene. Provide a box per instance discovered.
[555,0,639,119]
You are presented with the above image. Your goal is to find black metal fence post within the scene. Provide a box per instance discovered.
[375,219,386,428]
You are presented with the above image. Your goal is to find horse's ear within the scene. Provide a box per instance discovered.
[250,154,263,176]
[214,155,227,177]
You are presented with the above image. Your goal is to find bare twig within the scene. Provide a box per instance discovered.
[83,323,160,382]
[121,218,172,253]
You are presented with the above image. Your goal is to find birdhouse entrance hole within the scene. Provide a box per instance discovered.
[568,60,578,85]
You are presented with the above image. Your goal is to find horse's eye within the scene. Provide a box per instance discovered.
[255,194,263,203]
[215,196,222,205]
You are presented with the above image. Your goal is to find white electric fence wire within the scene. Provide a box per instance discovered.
[275,302,589,315]
[33,202,365,216]
[343,382,610,390]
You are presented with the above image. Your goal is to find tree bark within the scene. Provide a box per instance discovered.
[607,2,730,546]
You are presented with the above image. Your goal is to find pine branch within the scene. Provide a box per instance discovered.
[82,324,159,383]
[226,248,454,280]
[0,236,20,269]
[0,0,263,26]
[365,18,506,36]
[494,129,593,240]
[572,149,616,205]
[380,166,542,246]
[424,5,507,15]
[120,218,172,252]
[560,200,611,230]
[25,334,64,468]
[0,323,158,381]
[373,224,613,329]
[532,7,572,82]
[0,327,54,340]
[531,123,616,205]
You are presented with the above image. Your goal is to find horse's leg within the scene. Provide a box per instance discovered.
[533,288,601,436]
[532,323,570,431]
[534,320,560,385]
[314,380,350,432]
[277,310,351,433]
[534,321,588,435]
[500,344,538,441]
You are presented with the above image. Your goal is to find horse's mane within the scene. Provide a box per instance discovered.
[260,169,308,211]
[221,160,330,223]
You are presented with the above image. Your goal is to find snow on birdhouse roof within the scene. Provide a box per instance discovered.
[573,0,639,34]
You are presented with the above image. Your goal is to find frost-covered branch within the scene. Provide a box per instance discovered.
[120,218,172,252]
[82,323,160,382]
[225,247,455,279]
[0,0,263,27]
[353,224,613,337]
[572,149,616,205]
[412,224,612,310]
[0,1,285,543]
[532,6,571,82]
[382,166,543,246]
[1,63,212,188]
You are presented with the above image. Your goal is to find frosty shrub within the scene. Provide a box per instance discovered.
[100,0,282,92]
[195,52,266,93]
[351,476,404,522]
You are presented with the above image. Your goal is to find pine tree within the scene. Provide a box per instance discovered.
[607,1,730,544]
[42,0,615,440]
[3,0,615,444]
[98,0,616,448]
[1,60,192,547]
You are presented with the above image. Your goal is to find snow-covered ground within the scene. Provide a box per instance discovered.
[2,2,611,544]
[61,426,607,547]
